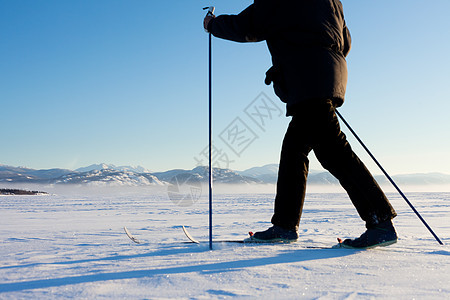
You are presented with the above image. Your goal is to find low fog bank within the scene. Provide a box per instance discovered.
[2,182,450,197]
[212,183,450,194]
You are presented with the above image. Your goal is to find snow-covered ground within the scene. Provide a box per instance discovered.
[0,186,449,299]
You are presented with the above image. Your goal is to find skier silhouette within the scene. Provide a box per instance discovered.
[204,0,397,248]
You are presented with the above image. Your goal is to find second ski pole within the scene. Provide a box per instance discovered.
[336,109,444,245]
[204,6,215,250]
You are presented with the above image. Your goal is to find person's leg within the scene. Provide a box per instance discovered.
[271,116,312,231]
[251,113,313,242]
[311,100,397,227]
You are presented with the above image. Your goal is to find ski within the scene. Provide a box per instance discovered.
[243,231,298,244]
[124,226,142,244]
[182,226,200,244]
[182,226,333,249]
[123,226,245,245]
[333,237,398,249]
[182,226,245,243]
[124,226,336,249]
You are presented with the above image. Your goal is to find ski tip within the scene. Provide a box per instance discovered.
[330,238,344,249]
[182,226,200,244]
[124,226,142,244]
[243,232,257,243]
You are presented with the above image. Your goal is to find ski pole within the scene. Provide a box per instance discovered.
[335,109,444,245]
[204,6,215,250]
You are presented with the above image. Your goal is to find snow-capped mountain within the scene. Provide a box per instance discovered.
[1,163,450,187]
[55,169,164,186]
[0,164,260,186]
[236,164,337,184]
[75,163,151,174]
[237,164,279,178]
[0,164,159,186]
[237,164,279,183]
[153,166,261,185]
[0,165,72,183]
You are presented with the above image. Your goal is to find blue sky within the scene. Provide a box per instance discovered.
[1,0,449,175]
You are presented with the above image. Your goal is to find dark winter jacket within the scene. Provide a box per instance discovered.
[208,0,351,115]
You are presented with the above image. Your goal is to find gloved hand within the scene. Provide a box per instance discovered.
[203,14,215,32]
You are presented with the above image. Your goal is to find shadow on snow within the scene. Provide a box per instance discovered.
[0,247,354,293]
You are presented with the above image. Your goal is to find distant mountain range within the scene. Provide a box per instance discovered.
[1,163,450,187]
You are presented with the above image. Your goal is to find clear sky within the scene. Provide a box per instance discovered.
[1,0,449,175]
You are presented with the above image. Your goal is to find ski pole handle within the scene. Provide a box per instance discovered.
[203,6,215,16]
[203,6,215,33]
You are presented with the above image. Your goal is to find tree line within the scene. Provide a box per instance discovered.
[0,188,47,195]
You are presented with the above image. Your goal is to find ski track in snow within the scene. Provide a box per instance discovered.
[0,188,449,299]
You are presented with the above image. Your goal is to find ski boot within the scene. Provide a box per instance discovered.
[245,225,298,243]
[340,219,398,249]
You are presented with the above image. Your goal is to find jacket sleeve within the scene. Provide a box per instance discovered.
[208,0,275,43]
[343,21,351,57]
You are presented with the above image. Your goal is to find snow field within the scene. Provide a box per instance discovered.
[0,187,449,299]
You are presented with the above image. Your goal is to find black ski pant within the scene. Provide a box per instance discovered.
[271,99,397,231]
